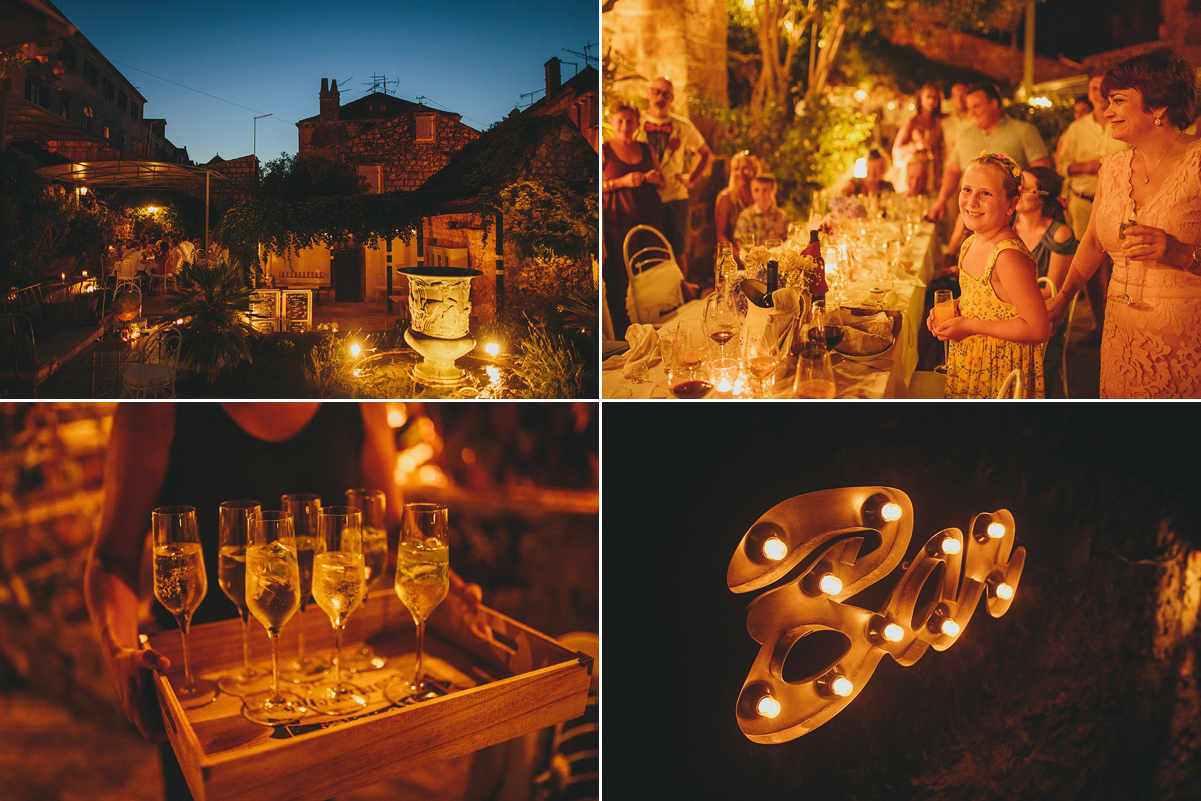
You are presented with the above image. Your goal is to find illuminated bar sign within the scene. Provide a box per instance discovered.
[727,487,1025,743]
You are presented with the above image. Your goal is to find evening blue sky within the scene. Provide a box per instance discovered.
[55,0,598,165]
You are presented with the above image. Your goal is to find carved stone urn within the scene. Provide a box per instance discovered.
[399,266,483,384]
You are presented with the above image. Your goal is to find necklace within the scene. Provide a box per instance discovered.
[1135,130,1183,184]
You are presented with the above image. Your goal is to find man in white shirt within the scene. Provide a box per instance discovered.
[927,82,1051,254]
[177,237,196,268]
[635,76,712,281]
[1055,71,1128,344]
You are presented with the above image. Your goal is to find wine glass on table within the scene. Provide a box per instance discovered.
[217,499,270,696]
[385,503,451,703]
[742,321,783,398]
[307,506,369,715]
[279,493,329,682]
[806,300,844,354]
[704,286,742,358]
[666,319,713,399]
[152,505,217,708]
[794,342,837,398]
[343,488,389,672]
[932,289,956,374]
[243,510,306,726]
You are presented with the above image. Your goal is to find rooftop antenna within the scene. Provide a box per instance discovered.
[363,74,398,96]
[563,43,597,66]
[520,89,545,109]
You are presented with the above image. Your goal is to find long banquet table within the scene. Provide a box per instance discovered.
[603,221,941,399]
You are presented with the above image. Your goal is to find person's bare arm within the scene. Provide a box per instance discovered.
[684,142,712,189]
[84,403,176,740]
[1045,224,1076,294]
[937,250,1051,344]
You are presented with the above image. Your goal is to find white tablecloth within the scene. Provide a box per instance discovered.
[602,222,941,399]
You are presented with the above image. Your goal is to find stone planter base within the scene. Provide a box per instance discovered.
[405,329,476,385]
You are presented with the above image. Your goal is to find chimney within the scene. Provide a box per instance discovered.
[320,78,340,121]
[544,57,561,97]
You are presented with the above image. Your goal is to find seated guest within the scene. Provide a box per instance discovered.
[733,174,789,251]
[177,236,196,268]
[1015,167,1077,284]
[840,149,895,197]
[715,150,758,263]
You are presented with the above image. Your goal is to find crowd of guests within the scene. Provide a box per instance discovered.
[107,234,218,292]
[603,46,1201,399]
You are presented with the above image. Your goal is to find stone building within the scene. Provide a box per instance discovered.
[524,57,600,151]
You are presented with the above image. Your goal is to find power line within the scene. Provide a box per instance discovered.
[109,59,296,124]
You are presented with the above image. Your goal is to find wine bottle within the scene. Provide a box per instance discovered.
[765,259,778,308]
[804,229,829,302]
[715,243,736,290]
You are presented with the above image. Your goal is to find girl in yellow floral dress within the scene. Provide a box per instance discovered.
[928,153,1052,397]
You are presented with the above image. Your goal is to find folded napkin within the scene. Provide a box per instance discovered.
[600,323,662,378]
[764,287,805,354]
[838,311,893,356]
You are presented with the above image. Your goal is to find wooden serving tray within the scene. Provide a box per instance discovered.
[145,590,593,801]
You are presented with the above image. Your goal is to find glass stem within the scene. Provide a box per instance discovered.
[296,601,307,661]
[333,623,344,686]
[240,610,252,673]
[414,618,425,688]
[178,613,194,692]
[269,630,281,700]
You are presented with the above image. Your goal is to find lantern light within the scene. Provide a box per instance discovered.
[349,342,362,358]
[818,573,843,595]
[987,521,1005,539]
[757,695,781,719]
[484,341,500,357]
[762,536,788,561]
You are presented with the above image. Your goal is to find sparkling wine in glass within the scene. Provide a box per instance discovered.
[242,510,306,726]
[279,493,329,682]
[742,322,782,398]
[932,289,956,374]
[307,506,369,715]
[385,503,450,704]
[217,499,270,696]
[1117,217,1143,307]
[344,488,389,672]
[152,505,217,708]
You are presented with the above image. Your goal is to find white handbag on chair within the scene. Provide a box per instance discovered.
[623,225,684,326]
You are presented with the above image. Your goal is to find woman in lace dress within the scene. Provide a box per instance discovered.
[1048,49,1201,397]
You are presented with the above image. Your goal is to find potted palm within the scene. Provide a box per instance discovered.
[161,260,260,388]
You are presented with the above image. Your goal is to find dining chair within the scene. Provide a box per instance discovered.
[148,270,178,294]
[996,368,1025,399]
[623,225,685,327]
[120,326,182,398]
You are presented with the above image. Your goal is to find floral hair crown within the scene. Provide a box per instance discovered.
[978,151,1022,179]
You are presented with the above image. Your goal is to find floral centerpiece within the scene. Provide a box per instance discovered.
[740,244,821,291]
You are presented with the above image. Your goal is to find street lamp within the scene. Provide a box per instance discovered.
[253,113,273,174]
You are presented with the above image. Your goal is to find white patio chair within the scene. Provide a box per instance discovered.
[121,326,182,398]
[996,368,1025,399]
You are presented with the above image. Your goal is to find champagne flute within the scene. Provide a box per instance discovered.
[307,506,369,715]
[667,319,713,399]
[1117,215,1141,307]
[152,505,217,708]
[243,510,306,726]
[344,488,389,672]
[279,493,329,682]
[385,502,450,703]
[217,499,270,696]
[932,289,956,374]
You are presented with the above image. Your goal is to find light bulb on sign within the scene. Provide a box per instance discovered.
[818,573,843,595]
[995,582,1014,601]
[940,536,961,555]
[987,521,1005,539]
[762,537,788,561]
[940,618,961,637]
[882,623,904,643]
[757,695,781,719]
[830,676,853,697]
[880,502,902,522]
